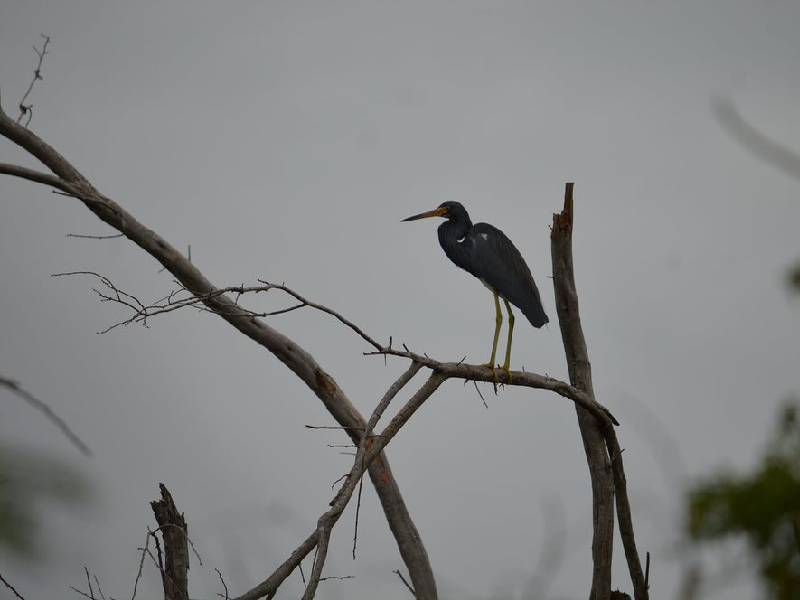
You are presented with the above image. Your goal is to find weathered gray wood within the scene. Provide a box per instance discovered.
[551,183,614,600]
[151,484,190,600]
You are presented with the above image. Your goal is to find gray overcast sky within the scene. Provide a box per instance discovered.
[1,1,799,598]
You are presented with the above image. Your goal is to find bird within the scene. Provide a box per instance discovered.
[403,201,548,377]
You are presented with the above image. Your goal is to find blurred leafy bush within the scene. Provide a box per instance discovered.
[688,402,800,599]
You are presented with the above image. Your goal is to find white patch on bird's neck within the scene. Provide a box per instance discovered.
[480,232,489,241]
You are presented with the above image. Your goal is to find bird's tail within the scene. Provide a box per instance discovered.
[523,303,549,328]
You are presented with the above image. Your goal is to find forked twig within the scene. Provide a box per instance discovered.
[17,34,51,126]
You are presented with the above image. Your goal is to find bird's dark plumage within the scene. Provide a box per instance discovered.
[402,200,548,372]
[433,201,548,328]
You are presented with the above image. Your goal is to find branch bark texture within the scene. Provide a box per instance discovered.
[150,484,189,600]
[551,183,615,600]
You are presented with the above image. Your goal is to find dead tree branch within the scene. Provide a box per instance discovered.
[0,98,438,600]
[0,374,92,455]
[551,184,647,600]
[606,429,647,600]
[712,97,800,181]
[150,484,189,600]
[237,368,444,600]
[551,183,615,600]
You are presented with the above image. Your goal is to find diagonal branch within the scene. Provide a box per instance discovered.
[0,572,26,600]
[0,97,438,600]
[606,429,647,600]
[237,367,443,600]
[0,374,92,455]
[712,97,800,181]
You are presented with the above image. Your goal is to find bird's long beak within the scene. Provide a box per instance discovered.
[402,207,449,222]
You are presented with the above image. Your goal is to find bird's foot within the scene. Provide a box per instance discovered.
[501,363,513,383]
[480,361,500,382]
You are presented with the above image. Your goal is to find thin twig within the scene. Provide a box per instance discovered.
[71,587,96,600]
[131,531,151,600]
[472,380,488,409]
[93,575,107,600]
[0,572,26,600]
[257,280,384,351]
[215,568,230,600]
[352,468,364,559]
[67,232,124,240]
[17,34,51,126]
[305,424,364,431]
[394,569,417,597]
[0,375,91,455]
[84,567,96,600]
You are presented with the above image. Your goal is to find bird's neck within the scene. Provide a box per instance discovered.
[437,218,473,270]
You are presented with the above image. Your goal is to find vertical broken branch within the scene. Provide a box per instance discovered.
[150,484,189,600]
[551,183,615,600]
[551,183,648,600]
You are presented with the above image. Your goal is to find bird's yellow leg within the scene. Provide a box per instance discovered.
[481,291,503,379]
[502,298,515,379]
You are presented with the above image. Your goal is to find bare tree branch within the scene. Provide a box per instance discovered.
[713,97,800,181]
[46,270,618,427]
[0,374,92,456]
[606,429,647,600]
[552,184,647,600]
[150,484,189,600]
[0,162,73,192]
[551,183,615,600]
[237,369,444,600]
[0,98,439,599]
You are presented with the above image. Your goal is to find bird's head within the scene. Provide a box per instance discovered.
[402,201,469,223]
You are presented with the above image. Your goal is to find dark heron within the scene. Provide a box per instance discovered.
[403,201,548,376]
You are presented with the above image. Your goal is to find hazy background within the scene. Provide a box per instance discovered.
[1,1,799,598]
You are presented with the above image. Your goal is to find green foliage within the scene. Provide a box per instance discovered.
[789,262,800,293]
[0,445,89,559]
[688,402,800,599]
